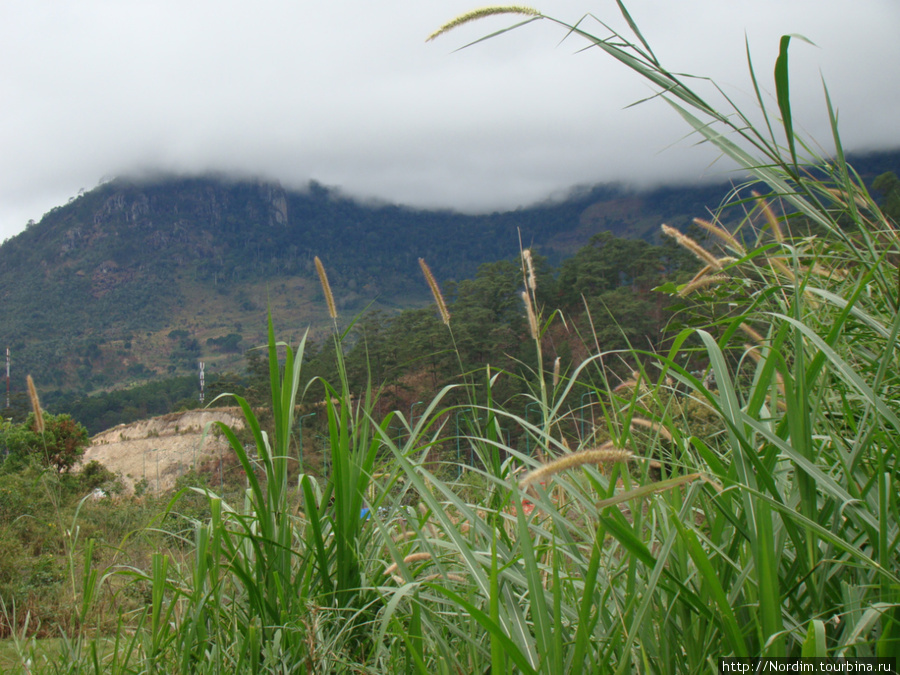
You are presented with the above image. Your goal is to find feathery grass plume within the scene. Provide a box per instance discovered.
[519,443,633,490]
[629,417,673,442]
[419,258,451,326]
[767,255,797,283]
[805,262,848,280]
[677,274,730,297]
[27,374,44,433]
[552,356,560,387]
[613,379,638,392]
[522,290,539,339]
[753,191,784,243]
[384,552,433,577]
[614,370,644,392]
[522,248,537,291]
[685,264,712,286]
[427,6,540,41]
[824,185,870,210]
[314,256,337,320]
[661,224,722,269]
[693,217,746,255]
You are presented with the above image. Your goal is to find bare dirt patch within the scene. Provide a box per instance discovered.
[82,409,245,494]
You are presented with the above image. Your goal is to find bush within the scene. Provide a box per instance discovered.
[0,413,89,473]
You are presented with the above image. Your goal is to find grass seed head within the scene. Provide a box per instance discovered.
[661,224,722,269]
[522,248,537,291]
[629,417,673,441]
[419,258,451,326]
[314,256,337,320]
[739,323,766,345]
[27,374,43,433]
[753,192,784,243]
[385,552,433,577]
[693,217,746,255]
[522,290,539,339]
[678,274,730,297]
[519,444,633,490]
[427,6,541,41]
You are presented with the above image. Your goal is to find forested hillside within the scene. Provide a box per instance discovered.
[1,151,898,405]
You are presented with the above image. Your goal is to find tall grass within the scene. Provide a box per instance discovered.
[21,2,900,672]
[422,3,900,668]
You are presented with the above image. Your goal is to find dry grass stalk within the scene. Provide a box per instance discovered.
[385,552,433,577]
[419,258,451,326]
[806,262,848,280]
[613,379,638,392]
[693,217,746,255]
[767,255,796,282]
[678,274,730,297]
[614,370,643,392]
[766,255,824,308]
[687,264,712,284]
[427,6,540,41]
[314,256,337,320]
[753,192,784,243]
[739,323,766,344]
[27,374,43,433]
[824,185,870,210]
[522,290,539,339]
[522,248,537,291]
[519,443,633,490]
[629,417,673,442]
[552,357,560,388]
[661,224,722,269]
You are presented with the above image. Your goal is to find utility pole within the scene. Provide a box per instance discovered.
[199,361,205,404]
[5,347,9,409]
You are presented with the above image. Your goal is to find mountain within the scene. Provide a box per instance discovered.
[3,150,898,399]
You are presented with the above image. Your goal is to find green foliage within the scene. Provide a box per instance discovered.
[873,171,900,222]
[51,375,207,434]
[7,4,900,673]
[0,413,89,473]
[6,140,871,396]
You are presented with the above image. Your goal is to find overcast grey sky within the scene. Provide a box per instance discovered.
[2,0,898,241]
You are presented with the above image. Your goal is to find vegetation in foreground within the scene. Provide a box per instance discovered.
[3,3,900,672]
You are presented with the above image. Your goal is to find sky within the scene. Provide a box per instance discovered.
[2,0,899,241]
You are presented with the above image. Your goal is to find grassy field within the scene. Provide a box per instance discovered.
[3,3,900,673]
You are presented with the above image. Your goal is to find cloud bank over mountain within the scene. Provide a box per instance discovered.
[2,0,898,239]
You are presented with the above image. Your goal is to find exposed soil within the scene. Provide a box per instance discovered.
[81,408,245,494]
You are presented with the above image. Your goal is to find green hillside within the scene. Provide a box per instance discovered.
[1,153,897,401]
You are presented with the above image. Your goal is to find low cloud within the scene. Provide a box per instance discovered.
[2,0,898,238]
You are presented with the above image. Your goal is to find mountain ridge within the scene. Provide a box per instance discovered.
[4,149,898,399]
